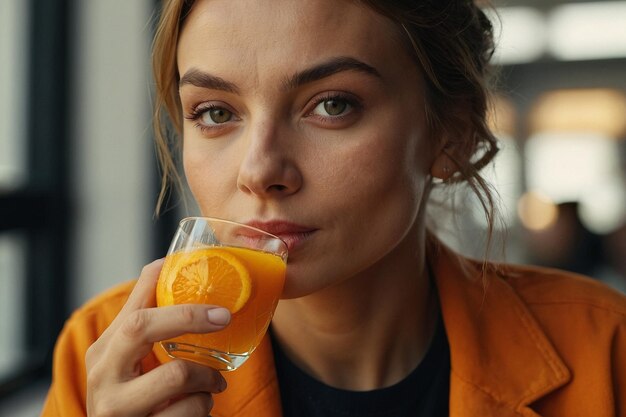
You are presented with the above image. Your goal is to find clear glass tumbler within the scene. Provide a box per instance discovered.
[156,217,287,370]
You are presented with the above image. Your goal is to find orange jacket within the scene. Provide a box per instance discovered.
[42,244,626,416]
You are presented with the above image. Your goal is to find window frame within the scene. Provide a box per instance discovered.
[0,0,74,398]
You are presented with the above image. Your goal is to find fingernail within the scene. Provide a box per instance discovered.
[218,377,227,392]
[207,308,230,325]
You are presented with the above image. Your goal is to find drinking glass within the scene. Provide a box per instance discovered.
[156,217,287,371]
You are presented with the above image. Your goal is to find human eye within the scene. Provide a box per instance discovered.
[306,92,362,126]
[184,102,239,134]
[312,97,350,116]
[310,93,359,117]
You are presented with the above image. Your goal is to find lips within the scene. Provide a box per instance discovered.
[244,220,317,251]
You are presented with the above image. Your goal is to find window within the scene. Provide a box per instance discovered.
[0,0,72,397]
[0,0,30,388]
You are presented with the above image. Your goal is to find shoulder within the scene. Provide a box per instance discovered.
[489,264,626,412]
[63,280,137,338]
[495,263,626,319]
[76,279,137,315]
[42,280,139,416]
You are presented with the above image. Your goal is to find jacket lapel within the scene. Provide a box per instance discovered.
[433,242,571,416]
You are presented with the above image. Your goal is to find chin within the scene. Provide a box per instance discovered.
[279,275,317,300]
[278,266,335,300]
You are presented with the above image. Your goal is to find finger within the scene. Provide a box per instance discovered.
[122,258,165,313]
[120,361,224,415]
[151,392,214,417]
[95,258,165,347]
[108,304,230,375]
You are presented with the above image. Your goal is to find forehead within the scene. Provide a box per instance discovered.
[177,0,411,82]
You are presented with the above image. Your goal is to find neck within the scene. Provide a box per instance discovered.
[271,228,438,391]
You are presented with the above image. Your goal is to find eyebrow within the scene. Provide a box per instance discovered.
[179,69,240,93]
[178,56,381,93]
[283,56,381,90]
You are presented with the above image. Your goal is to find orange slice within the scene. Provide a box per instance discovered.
[167,249,251,313]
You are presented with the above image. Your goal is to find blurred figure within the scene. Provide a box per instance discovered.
[526,201,625,291]
[526,202,602,275]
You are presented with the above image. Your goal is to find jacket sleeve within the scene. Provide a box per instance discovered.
[40,280,136,417]
[613,320,626,413]
[41,309,101,417]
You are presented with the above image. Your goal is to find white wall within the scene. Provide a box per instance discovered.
[71,0,153,308]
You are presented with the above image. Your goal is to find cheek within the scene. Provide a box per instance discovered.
[283,130,428,297]
[310,125,429,259]
[182,139,238,214]
[324,125,428,212]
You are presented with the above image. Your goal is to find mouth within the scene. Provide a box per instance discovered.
[243,220,317,252]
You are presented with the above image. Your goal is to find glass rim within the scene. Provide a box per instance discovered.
[178,216,288,252]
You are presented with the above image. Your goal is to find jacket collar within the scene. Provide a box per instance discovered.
[214,241,572,417]
[432,241,571,415]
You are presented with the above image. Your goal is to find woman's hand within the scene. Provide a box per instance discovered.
[85,259,231,417]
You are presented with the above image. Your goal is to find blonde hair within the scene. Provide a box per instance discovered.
[151,0,190,213]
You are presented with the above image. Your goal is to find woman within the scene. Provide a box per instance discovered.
[42,0,626,416]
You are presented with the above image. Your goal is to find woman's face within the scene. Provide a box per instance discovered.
[177,0,432,298]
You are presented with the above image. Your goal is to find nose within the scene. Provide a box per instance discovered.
[236,123,302,199]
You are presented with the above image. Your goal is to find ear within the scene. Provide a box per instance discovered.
[430,146,457,181]
[429,109,476,181]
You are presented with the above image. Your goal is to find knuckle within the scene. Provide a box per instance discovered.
[178,304,197,326]
[120,310,148,339]
[85,343,99,368]
[86,367,98,387]
[140,263,154,277]
[208,371,226,391]
[90,396,119,417]
[188,393,213,416]
[139,259,163,280]
[164,360,192,388]
[86,362,106,390]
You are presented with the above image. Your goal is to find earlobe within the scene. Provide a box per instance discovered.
[430,150,457,181]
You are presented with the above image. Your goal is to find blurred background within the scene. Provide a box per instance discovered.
[0,0,624,414]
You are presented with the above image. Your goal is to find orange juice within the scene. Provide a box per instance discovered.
[156,246,286,370]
